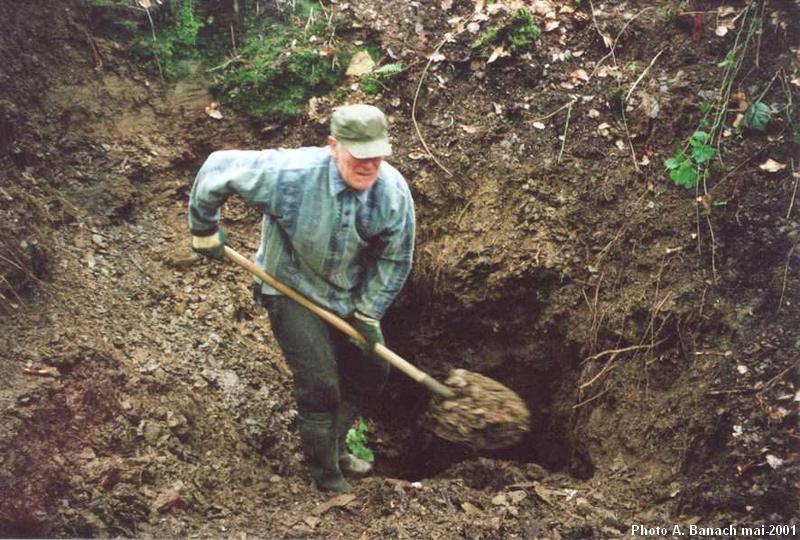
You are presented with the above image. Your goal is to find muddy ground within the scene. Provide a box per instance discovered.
[1,0,799,538]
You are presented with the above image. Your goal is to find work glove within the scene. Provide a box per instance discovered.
[191,227,226,260]
[350,311,385,354]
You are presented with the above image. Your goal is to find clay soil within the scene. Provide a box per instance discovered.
[1,1,799,538]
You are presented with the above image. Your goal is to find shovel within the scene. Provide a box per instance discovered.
[224,246,455,398]
[223,245,531,449]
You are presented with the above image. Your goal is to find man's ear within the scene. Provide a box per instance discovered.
[327,136,337,157]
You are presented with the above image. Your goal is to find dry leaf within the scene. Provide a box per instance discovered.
[441,0,453,9]
[588,108,600,118]
[718,6,737,17]
[205,102,223,120]
[544,20,560,32]
[532,122,546,130]
[138,0,152,8]
[759,159,786,173]
[460,124,479,134]
[488,46,508,64]
[715,26,729,37]
[312,493,356,516]
[345,51,375,76]
[408,151,428,160]
[570,68,589,84]
[467,21,481,33]
[461,502,481,515]
[429,51,446,62]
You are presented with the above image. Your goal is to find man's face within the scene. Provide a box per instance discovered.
[328,136,383,191]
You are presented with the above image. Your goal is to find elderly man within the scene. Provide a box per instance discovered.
[188,104,415,492]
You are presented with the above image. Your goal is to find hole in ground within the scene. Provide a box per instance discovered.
[369,339,592,483]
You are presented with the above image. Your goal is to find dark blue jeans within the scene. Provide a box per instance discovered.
[261,294,390,416]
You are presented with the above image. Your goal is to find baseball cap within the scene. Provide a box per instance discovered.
[331,104,392,159]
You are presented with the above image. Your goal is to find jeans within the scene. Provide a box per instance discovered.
[261,294,390,416]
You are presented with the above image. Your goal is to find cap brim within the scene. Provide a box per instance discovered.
[340,137,392,159]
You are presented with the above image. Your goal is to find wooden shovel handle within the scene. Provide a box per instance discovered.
[223,246,454,399]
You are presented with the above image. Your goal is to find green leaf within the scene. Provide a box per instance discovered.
[690,131,710,144]
[741,101,771,131]
[373,63,404,75]
[691,145,716,164]
[346,418,375,463]
[670,164,698,188]
[664,157,681,170]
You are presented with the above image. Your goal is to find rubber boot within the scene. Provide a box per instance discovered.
[299,412,351,492]
[337,401,373,476]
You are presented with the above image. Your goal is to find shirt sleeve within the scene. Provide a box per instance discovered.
[354,189,416,319]
[188,150,275,234]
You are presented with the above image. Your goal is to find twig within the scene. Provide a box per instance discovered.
[531,99,576,123]
[760,364,796,392]
[777,243,797,312]
[619,106,640,172]
[143,7,164,83]
[557,101,573,164]
[589,6,655,77]
[787,159,798,219]
[583,343,661,364]
[580,359,618,389]
[573,388,609,409]
[755,0,767,68]
[588,0,614,64]
[625,49,664,102]
[706,388,755,396]
[412,37,453,177]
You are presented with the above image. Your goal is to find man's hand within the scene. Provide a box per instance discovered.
[192,228,226,260]
[350,311,385,353]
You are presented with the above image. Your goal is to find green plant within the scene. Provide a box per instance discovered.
[345,418,374,462]
[740,101,771,131]
[359,63,403,95]
[129,0,202,79]
[214,19,348,118]
[664,131,716,188]
[471,7,541,53]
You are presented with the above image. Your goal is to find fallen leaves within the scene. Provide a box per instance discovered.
[760,159,786,173]
[204,102,223,120]
[312,493,356,516]
[346,51,375,76]
[23,365,60,378]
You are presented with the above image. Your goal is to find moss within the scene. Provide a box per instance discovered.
[471,7,540,53]
[214,12,349,119]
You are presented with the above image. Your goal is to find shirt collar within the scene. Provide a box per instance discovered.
[328,158,371,204]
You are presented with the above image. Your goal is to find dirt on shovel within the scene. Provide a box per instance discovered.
[427,369,531,450]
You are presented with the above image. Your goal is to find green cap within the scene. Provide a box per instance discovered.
[331,104,392,159]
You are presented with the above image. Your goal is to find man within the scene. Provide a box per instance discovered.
[187,104,415,492]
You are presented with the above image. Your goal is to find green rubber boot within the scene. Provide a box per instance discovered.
[299,412,351,492]
[338,401,373,476]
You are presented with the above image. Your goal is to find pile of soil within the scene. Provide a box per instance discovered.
[1,1,798,537]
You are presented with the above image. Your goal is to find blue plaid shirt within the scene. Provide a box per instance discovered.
[188,147,415,319]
